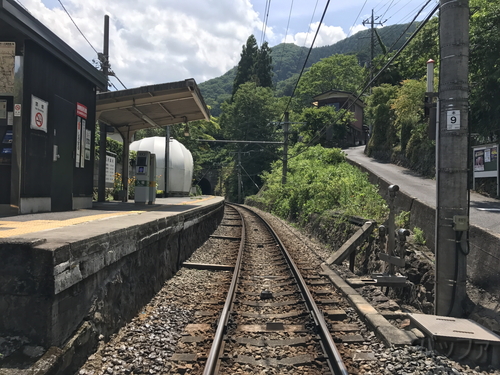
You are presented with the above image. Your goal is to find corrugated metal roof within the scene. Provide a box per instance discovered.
[96,79,210,132]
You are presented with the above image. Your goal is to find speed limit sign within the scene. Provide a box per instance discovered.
[447,110,460,130]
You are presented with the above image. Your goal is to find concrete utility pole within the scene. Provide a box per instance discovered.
[164,126,170,196]
[362,10,385,86]
[97,15,110,202]
[435,0,470,317]
[282,112,289,185]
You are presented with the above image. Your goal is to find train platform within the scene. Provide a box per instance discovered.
[0,195,222,240]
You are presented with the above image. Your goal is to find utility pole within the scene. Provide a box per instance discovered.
[164,126,170,197]
[282,112,289,185]
[97,15,109,202]
[237,147,242,203]
[435,0,470,317]
[362,10,385,86]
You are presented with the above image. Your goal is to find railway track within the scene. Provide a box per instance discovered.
[170,204,373,374]
[79,204,500,375]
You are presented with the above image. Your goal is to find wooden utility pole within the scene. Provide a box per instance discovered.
[435,0,470,317]
[282,112,289,185]
[97,15,109,202]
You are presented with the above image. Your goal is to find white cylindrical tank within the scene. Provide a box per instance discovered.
[129,136,193,195]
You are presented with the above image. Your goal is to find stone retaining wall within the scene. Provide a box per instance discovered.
[347,158,500,300]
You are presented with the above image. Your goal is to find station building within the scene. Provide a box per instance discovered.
[0,0,106,214]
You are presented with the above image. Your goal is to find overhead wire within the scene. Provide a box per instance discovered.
[284,2,439,162]
[279,0,331,120]
[57,0,99,55]
[260,0,272,46]
[55,0,128,90]
[346,0,368,37]
[274,0,295,78]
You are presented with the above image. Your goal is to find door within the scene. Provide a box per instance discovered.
[51,95,74,211]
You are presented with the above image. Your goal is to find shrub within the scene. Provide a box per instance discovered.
[249,145,388,224]
[413,227,426,245]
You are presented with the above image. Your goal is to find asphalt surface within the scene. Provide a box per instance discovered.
[344,146,500,234]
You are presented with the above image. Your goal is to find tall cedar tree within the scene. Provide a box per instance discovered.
[254,42,273,88]
[232,35,258,97]
[232,36,273,98]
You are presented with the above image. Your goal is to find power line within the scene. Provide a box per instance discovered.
[260,0,272,46]
[274,0,295,77]
[57,0,99,55]
[347,0,368,37]
[285,3,439,162]
[279,0,331,120]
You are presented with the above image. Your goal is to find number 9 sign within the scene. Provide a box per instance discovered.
[447,110,460,130]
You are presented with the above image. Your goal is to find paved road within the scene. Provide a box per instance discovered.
[344,146,500,234]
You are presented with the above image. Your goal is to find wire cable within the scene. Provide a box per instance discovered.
[285,3,439,162]
[347,0,368,37]
[260,0,272,46]
[274,0,295,78]
[57,0,99,55]
[280,0,331,121]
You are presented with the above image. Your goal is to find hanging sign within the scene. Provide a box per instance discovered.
[30,95,48,133]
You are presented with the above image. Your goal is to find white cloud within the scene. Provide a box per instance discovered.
[21,0,262,88]
[283,21,347,47]
[349,24,368,36]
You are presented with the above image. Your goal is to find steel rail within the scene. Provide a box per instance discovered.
[203,203,348,374]
[238,205,349,375]
[202,205,246,375]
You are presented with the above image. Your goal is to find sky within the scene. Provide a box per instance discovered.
[17,0,438,90]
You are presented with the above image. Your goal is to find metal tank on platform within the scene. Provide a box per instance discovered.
[130,136,193,196]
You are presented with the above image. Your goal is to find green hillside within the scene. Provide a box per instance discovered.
[199,22,418,116]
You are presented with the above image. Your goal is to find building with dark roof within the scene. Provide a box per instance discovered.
[0,0,106,214]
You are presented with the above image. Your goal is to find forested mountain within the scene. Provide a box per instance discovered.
[199,22,418,116]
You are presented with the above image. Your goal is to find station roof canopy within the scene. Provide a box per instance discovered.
[96,79,210,133]
[0,0,106,88]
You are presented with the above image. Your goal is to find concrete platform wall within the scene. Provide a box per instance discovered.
[0,200,224,349]
[347,159,500,299]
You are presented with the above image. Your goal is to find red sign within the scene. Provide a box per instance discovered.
[35,112,43,127]
[76,102,87,119]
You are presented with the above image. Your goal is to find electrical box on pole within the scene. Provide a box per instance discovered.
[435,0,470,317]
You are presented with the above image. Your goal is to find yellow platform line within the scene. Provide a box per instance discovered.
[0,211,144,239]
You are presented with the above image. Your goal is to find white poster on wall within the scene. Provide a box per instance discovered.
[30,95,48,133]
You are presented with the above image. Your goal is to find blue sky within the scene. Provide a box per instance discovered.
[19,0,437,89]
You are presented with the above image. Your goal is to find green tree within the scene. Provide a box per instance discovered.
[391,79,426,151]
[220,82,281,201]
[365,84,398,158]
[299,106,354,148]
[294,54,365,109]
[232,35,258,97]
[396,17,439,80]
[469,0,500,139]
[254,41,273,88]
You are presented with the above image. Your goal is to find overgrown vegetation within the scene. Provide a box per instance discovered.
[248,145,388,224]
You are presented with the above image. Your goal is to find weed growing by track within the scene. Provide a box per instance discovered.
[247,145,388,224]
